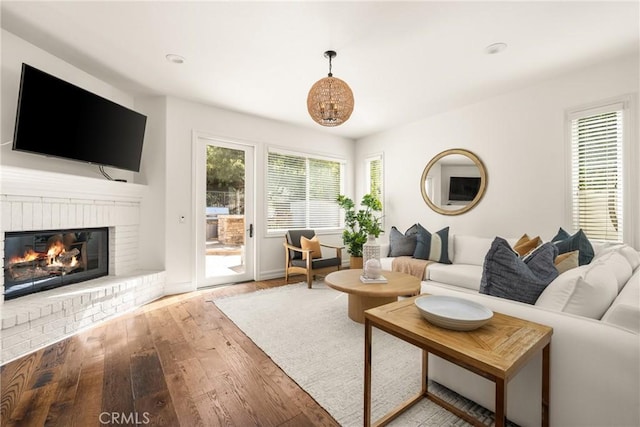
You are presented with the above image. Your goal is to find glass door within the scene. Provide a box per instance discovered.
[194,135,254,287]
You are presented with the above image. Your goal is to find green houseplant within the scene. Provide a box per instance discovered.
[337,193,383,266]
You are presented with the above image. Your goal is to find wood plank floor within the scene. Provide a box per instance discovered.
[1,277,340,427]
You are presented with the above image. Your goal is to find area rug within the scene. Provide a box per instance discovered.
[214,282,503,427]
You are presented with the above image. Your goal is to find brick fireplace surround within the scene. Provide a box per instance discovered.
[1,166,165,364]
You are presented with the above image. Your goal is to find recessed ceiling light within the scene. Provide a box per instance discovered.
[485,42,507,55]
[165,54,185,64]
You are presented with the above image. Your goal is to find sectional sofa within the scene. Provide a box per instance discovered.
[379,232,640,427]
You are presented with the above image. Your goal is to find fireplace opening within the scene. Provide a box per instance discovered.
[3,227,109,300]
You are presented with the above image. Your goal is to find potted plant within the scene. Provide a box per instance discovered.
[337,193,383,268]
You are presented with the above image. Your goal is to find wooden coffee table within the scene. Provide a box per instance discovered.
[324,269,420,323]
[364,296,553,427]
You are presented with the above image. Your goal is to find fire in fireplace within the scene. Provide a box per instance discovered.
[3,227,109,300]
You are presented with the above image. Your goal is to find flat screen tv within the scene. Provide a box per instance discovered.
[12,63,147,172]
[448,176,481,201]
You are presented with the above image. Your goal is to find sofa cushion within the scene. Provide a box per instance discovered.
[453,235,495,266]
[535,262,618,319]
[428,263,483,291]
[602,269,639,333]
[413,225,451,264]
[480,237,559,304]
[387,225,418,257]
[619,245,640,270]
[594,250,633,291]
[551,228,594,266]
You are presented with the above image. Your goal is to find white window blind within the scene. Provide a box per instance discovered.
[267,149,343,231]
[366,155,383,202]
[570,103,624,242]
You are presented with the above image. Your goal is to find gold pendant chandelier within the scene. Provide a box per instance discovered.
[307,50,354,127]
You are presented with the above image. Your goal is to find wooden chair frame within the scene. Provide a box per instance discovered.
[284,238,343,288]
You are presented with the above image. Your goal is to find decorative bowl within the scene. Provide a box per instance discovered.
[414,295,493,331]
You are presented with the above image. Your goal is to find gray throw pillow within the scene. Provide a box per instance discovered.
[388,225,418,257]
[552,228,594,266]
[413,224,452,264]
[480,237,559,304]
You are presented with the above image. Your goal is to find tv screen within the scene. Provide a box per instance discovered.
[449,176,481,201]
[12,63,147,172]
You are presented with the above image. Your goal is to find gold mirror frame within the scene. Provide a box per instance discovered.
[420,148,487,216]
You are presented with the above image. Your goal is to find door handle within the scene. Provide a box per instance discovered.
[249,223,253,238]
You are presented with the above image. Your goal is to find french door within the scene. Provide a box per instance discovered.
[194,134,255,287]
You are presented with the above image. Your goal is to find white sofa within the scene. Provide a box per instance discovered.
[379,235,640,427]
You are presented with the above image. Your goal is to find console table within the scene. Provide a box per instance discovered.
[363,296,553,427]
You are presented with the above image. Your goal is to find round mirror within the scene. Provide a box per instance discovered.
[420,148,487,215]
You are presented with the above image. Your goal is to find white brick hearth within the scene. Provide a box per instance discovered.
[1,166,165,364]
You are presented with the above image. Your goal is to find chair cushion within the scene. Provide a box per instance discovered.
[286,229,316,260]
[301,235,322,260]
[291,257,341,269]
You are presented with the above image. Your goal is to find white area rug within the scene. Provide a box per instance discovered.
[214,282,498,426]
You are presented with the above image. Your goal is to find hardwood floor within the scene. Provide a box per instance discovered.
[1,277,340,427]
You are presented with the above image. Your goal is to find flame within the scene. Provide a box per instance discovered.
[9,249,40,264]
[47,241,65,258]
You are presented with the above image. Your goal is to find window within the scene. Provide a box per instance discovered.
[365,154,383,202]
[568,102,626,242]
[267,148,344,232]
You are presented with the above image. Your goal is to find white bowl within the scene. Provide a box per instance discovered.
[415,295,493,331]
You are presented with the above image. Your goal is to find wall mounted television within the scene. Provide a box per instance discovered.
[12,63,147,172]
[448,176,481,201]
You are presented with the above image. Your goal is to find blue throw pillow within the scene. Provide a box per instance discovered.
[480,237,559,304]
[388,225,419,257]
[413,224,451,264]
[552,228,594,266]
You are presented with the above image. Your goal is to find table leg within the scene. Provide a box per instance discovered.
[364,318,373,427]
[542,343,550,427]
[422,350,428,395]
[495,378,506,427]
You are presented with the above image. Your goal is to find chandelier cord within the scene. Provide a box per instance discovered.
[328,55,333,77]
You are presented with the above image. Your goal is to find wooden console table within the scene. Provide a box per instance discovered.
[364,296,553,427]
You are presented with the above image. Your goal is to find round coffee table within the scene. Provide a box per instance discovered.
[325,269,421,323]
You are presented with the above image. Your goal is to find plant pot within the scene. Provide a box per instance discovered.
[350,256,363,269]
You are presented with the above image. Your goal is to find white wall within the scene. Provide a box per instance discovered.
[1,30,137,182]
[163,97,354,290]
[356,54,640,247]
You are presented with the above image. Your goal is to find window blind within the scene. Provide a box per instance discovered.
[366,156,383,201]
[570,105,624,242]
[267,150,343,231]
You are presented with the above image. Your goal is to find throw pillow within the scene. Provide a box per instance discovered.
[535,262,618,319]
[514,234,542,257]
[388,225,419,257]
[552,228,594,266]
[480,237,559,304]
[300,235,322,260]
[554,250,579,274]
[413,224,452,264]
[551,227,571,242]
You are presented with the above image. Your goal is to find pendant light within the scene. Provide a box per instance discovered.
[306,50,354,127]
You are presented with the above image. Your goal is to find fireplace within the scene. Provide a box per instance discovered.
[3,227,109,300]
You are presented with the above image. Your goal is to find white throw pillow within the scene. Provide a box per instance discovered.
[535,262,618,319]
[453,235,494,266]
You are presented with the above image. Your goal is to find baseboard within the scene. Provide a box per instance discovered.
[163,281,197,295]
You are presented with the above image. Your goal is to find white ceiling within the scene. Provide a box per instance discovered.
[2,1,638,140]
